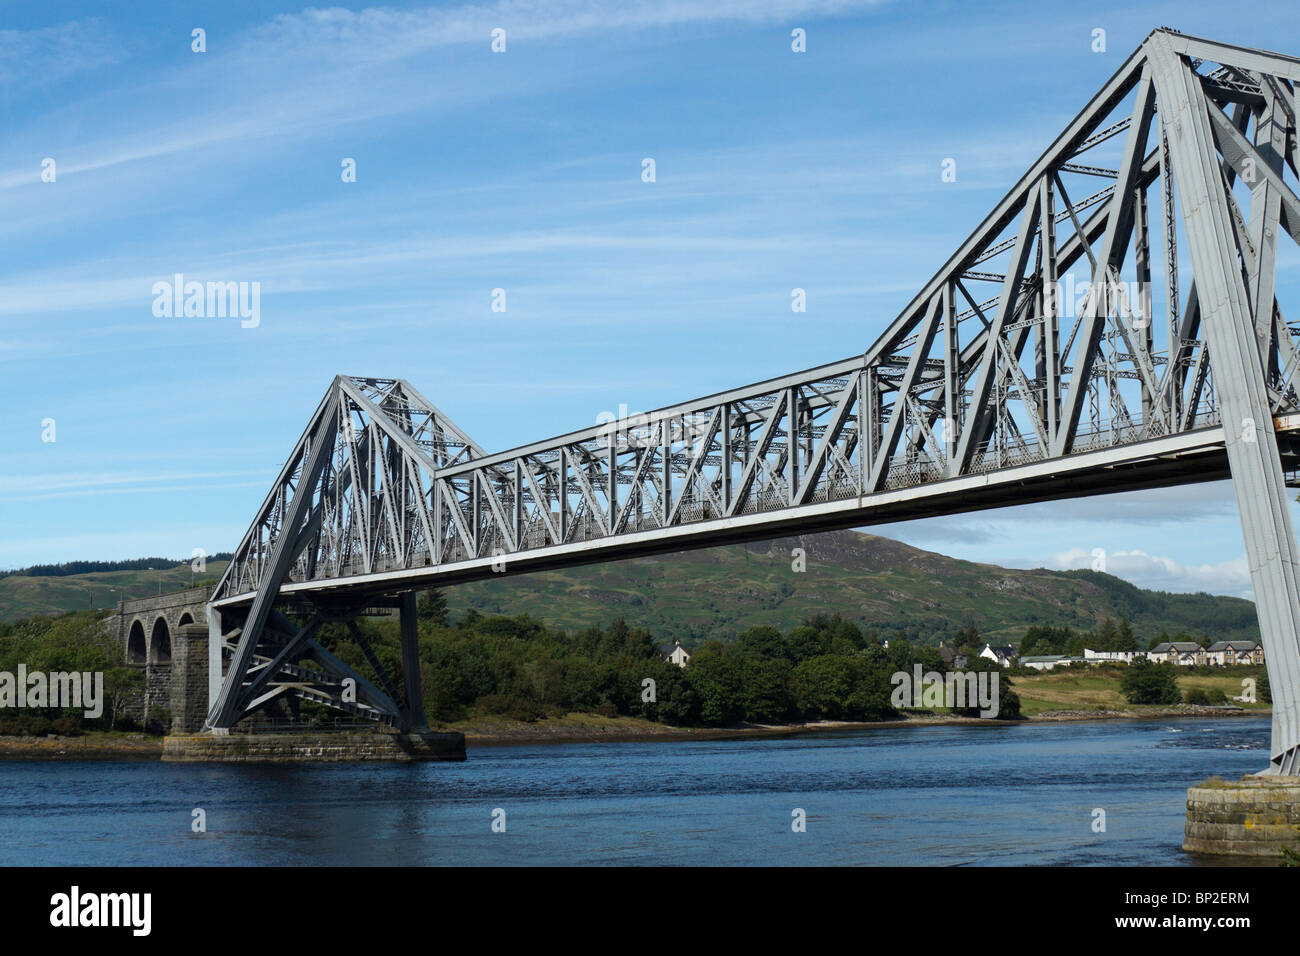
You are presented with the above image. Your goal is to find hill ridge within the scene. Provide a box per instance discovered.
[0,530,1258,644]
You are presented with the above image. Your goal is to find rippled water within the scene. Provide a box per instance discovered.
[0,717,1273,865]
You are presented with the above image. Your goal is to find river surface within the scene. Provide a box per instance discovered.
[0,716,1274,865]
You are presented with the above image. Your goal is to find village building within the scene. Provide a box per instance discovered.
[1146,641,1204,665]
[1205,640,1264,666]
[1019,654,1080,671]
[979,643,1016,668]
[1083,648,1139,663]
[661,639,691,668]
[937,641,968,670]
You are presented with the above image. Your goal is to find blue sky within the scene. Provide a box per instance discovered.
[3,0,1300,599]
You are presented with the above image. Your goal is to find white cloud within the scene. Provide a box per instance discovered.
[0,1,895,193]
[1047,546,1253,598]
[0,470,268,501]
[0,19,121,90]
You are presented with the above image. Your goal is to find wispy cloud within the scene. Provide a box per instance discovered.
[0,470,268,501]
[1047,546,1254,599]
[0,18,122,91]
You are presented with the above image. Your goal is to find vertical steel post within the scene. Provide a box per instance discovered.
[1149,34,1300,772]
[400,591,428,733]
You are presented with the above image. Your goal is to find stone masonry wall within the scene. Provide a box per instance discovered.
[162,731,466,762]
[104,588,211,731]
[1184,774,1300,857]
[170,624,210,733]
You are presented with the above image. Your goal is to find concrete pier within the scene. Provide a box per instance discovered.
[162,730,466,763]
[1183,774,1300,859]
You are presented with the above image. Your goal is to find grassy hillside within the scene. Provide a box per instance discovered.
[0,560,228,620]
[0,530,1258,648]
[445,530,1258,646]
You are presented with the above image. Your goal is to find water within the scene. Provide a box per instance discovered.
[0,717,1273,865]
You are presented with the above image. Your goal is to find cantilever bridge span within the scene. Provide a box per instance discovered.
[207,29,1300,774]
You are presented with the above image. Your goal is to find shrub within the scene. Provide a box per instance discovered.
[473,694,544,722]
[145,706,172,735]
[17,715,53,737]
[51,715,83,736]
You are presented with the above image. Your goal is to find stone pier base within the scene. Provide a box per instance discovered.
[162,730,466,763]
[1184,774,1300,858]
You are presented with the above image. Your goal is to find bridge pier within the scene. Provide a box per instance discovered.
[1184,775,1300,858]
[170,624,210,734]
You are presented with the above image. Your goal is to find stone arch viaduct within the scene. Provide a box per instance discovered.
[103,585,212,732]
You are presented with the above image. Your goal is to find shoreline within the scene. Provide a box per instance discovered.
[456,704,1267,746]
[0,705,1268,758]
[0,733,164,760]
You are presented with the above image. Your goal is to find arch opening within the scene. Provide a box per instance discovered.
[149,618,172,665]
[127,620,147,664]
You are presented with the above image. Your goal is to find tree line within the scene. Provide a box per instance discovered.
[306,593,1021,727]
[0,554,234,580]
[0,612,145,735]
[0,598,1024,738]
[1018,614,1252,658]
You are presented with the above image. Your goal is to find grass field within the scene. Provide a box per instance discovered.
[1011,665,1271,716]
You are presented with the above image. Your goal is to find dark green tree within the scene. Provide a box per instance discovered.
[416,589,449,626]
[950,655,1021,719]
[1121,657,1181,705]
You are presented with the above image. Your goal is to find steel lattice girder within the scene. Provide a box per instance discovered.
[207,29,1300,773]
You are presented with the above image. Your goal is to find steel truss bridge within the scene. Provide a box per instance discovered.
[207,29,1300,774]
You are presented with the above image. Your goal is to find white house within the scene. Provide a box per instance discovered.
[979,643,1016,668]
[663,640,691,668]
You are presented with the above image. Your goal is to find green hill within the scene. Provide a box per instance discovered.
[0,561,229,620]
[444,530,1259,646]
[0,531,1258,646]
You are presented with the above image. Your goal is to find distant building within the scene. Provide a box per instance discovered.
[979,643,1016,668]
[937,641,968,670]
[1020,654,1074,671]
[1007,641,1267,669]
[1148,641,1205,666]
[1083,648,1139,664]
[662,640,691,668]
[1206,640,1264,666]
